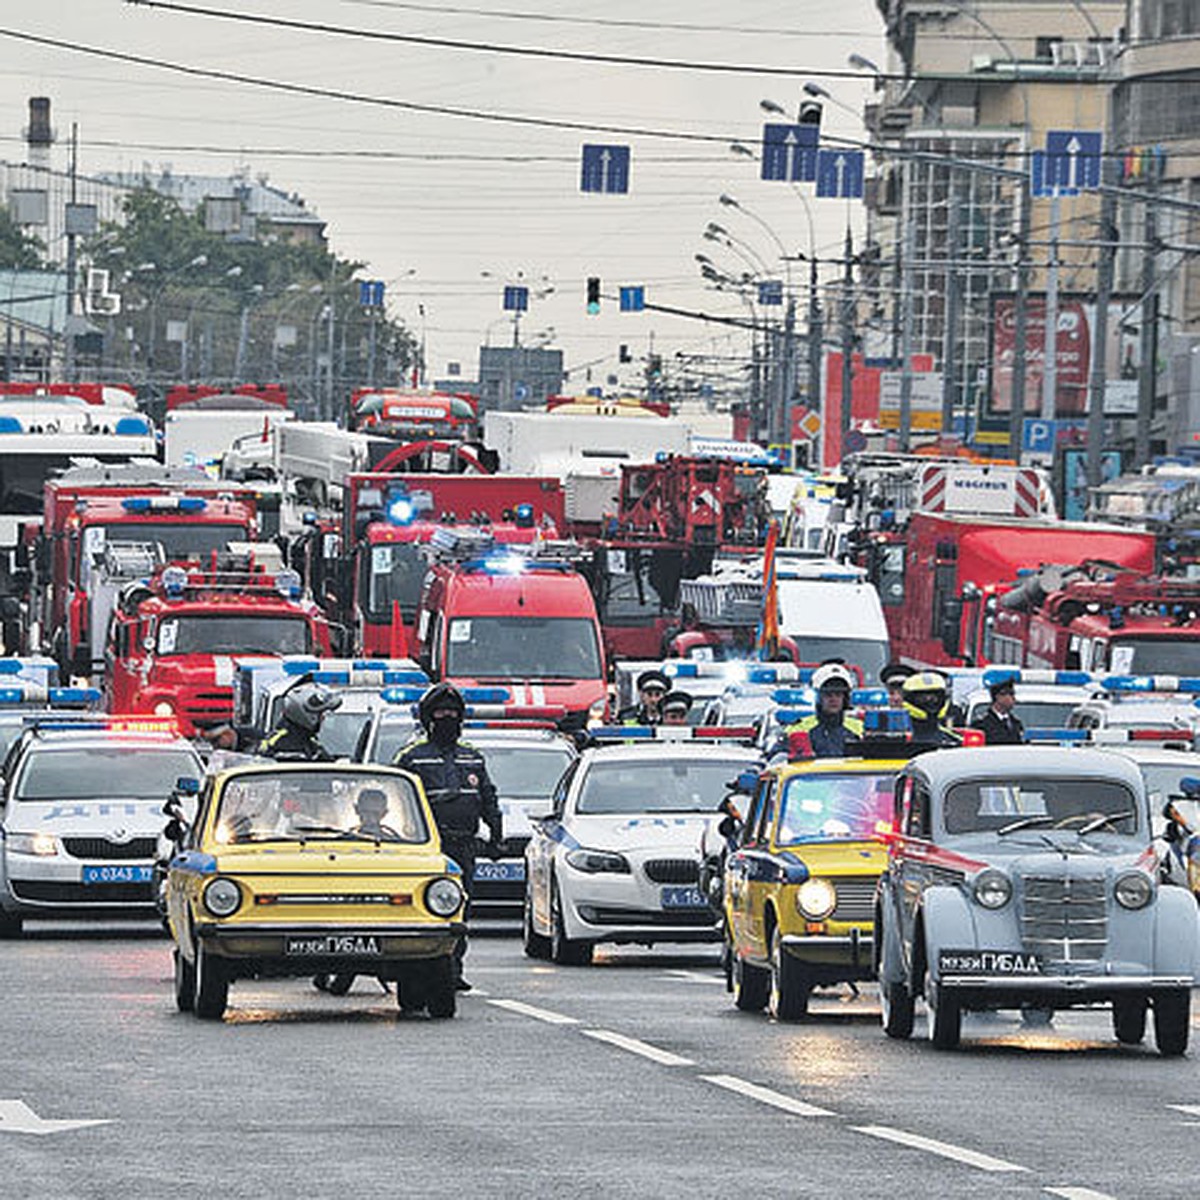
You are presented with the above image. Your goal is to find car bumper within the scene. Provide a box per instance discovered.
[4,857,156,915]
[938,972,1194,1007]
[781,930,874,972]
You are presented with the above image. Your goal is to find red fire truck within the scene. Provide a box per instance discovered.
[340,473,565,657]
[350,390,479,441]
[986,567,1200,676]
[165,383,289,412]
[36,465,257,676]
[413,538,607,729]
[104,558,332,738]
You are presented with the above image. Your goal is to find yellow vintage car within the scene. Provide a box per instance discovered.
[723,756,901,1020]
[164,761,466,1020]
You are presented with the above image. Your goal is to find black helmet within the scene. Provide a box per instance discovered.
[417,682,466,732]
[282,681,342,733]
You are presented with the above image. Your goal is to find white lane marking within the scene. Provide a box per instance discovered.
[1168,1104,1200,1117]
[853,1125,1026,1173]
[582,1028,693,1066]
[0,1100,112,1136]
[662,970,724,985]
[1045,1188,1117,1199]
[700,1074,836,1118]
[487,998,578,1025]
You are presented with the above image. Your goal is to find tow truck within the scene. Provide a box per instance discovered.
[104,558,332,740]
[35,465,257,676]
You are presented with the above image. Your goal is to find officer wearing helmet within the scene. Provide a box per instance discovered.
[258,680,343,761]
[393,682,502,991]
[901,671,962,746]
[778,662,864,758]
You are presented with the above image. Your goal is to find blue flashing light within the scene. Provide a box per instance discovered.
[774,708,815,725]
[863,708,911,734]
[0,415,22,433]
[311,670,351,685]
[49,687,101,706]
[852,688,888,707]
[747,666,783,684]
[982,668,1019,688]
[460,687,512,703]
[665,662,699,678]
[0,660,52,676]
[380,686,428,705]
[1102,675,1154,692]
[274,569,302,599]
[1180,776,1200,797]
[514,503,535,528]
[115,416,151,436]
[1175,679,1200,694]
[281,659,323,676]
[591,726,655,739]
[1053,671,1094,686]
[0,688,28,703]
[1024,728,1090,742]
[1016,568,1034,578]
[122,497,152,512]
[161,565,189,597]
[352,660,416,672]
[178,496,207,513]
[387,494,416,525]
[381,670,428,685]
[772,687,813,706]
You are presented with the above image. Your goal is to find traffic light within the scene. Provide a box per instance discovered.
[586,276,601,315]
[619,344,632,363]
[798,99,822,127]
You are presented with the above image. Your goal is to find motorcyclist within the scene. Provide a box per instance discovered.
[394,683,503,992]
[778,662,864,758]
[901,671,963,746]
[257,680,342,761]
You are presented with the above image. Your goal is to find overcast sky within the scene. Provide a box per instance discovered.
[0,0,887,391]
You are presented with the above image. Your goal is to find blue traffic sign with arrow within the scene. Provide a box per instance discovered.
[760,124,818,182]
[581,144,631,194]
[503,286,529,312]
[815,149,865,199]
[1045,129,1103,191]
[619,286,645,312]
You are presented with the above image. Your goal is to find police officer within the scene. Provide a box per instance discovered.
[618,669,670,725]
[778,662,864,758]
[258,681,342,761]
[394,683,503,992]
[659,690,694,726]
[901,671,963,746]
[880,662,914,710]
[971,677,1025,745]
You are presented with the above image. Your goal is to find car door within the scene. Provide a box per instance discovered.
[724,779,766,952]
[527,759,577,933]
[726,776,776,958]
[895,774,933,960]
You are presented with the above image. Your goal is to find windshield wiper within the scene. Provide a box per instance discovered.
[1078,810,1134,836]
[997,815,1056,836]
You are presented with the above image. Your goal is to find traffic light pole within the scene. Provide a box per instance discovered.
[839,226,854,461]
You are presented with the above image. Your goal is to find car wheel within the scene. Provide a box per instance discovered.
[173,948,196,1013]
[396,973,427,1014]
[924,969,961,1051]
[193,942,229,1020]
[424,958,457,1020]
[732,952,769,1012]
[1112,996,1147,1045]
[522,891,551,960]
[768,929,810,1021]
[880,977,915,1039]
[550,880,592,966]
[327,974,354,996]
[0,909,23,938]
[1153,988,1190,1057]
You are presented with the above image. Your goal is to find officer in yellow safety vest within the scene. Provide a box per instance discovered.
[784,662,864,757]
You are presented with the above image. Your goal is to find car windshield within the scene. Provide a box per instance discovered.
[446,616,602,680]
[777,772,895,842]
[1112,639,1200,676]
[967,700,1082,728]
[366,543,426,620]
[576,758,749,815]
[16,746,201,800]
[157,615,312,656]
[213,771,427,844]
[478,745,574,798]
[89,521,247,561]
[317,711,373,760]
[944,777,1139,836]
[367,718,420,764]
[785,637,888,684]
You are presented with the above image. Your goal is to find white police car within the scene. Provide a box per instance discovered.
[0,720,203,935]
[523,730,760,964]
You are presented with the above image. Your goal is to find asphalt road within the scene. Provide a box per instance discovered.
[3,921,1199,1199]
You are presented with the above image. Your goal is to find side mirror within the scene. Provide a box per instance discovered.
[732,770,760,795]
[142,636,155,653]
[163,818,186,844]
[527,809,554,824]
[939,595,964,659]
[176,777,201,795]
[717,814,741,840]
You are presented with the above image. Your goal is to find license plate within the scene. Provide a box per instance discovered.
[285,934,382,957]
[82,865,153,885]
[661,886,707,909]
[939,948,1042,976]
[474,860,525,883]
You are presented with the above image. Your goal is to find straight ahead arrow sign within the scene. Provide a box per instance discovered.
[0,1100,112,1136]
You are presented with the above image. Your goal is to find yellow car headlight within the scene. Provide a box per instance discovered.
[796,877,837,920]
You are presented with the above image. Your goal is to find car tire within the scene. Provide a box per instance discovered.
[424,958,457,1020]
[396,974,427,1014]
[522,892,551,960]
[1152,988,1190,1057]
[880,977,915,1040]
[327,974,354,996]
[549,880,592,966]
[1112,996,1147,1045]
[193,942,229,1021]
[173,948,196,1013]
[0,910,23,938]
[732,952,769,1012]
[769,929,810,1021]
[924,969,961,1050]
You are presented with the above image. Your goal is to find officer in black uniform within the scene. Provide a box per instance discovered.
[394,683,503,991]
[257,681,342,761]
[618,669,670,725]
[971,677,1025,745]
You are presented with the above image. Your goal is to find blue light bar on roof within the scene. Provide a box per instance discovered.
[460,687,512,703]
[0,659,54,677]
[773,687,813,706]
[380,686,428,705]
[852,688,888,707]
[590,726,656,739]
[281,660,324,676]
[1101,675,1200,693]
[1024,728,1090,742]
[981,669,1097,688]
[773,708,815,725]
[665,663,698,678]
[50,687,101,706]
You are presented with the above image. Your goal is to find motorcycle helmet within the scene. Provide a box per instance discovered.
[282,681,343,733]
[901,670,951,722]
[417,682,466,733]
[811,662,854,693]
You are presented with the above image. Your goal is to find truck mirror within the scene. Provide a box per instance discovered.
[142,636,155,653]
[940,596,964,659]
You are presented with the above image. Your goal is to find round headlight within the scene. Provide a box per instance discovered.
[796,878,837,920]
[973,869,1012,910]
[153,701,175,717]
[202,877,241,917]
[1115,871,1154,910]
[425,877,464,917]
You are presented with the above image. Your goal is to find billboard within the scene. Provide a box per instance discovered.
[986,291,1141,422]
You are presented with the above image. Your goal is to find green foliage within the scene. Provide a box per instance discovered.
[0,205,46,270]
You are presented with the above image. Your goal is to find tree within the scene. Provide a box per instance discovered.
[0,206,46,270]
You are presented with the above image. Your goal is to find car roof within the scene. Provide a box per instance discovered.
[212,760,419,784]
[774,756,910,780]
[463,729,577,750]
[1078,700,1200,726]
[905,745,1147,790]
[579,741,760,767]
[18,729,198,752]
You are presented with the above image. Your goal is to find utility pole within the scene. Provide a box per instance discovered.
[63,123,78,384]
[780,293,796,445]
[1135,166,1161,469]
[941,174,962,437]
[839,225,854,461]
[1008,177,1033,462]
[1041,191,1062,421]
[1086,176,1118,496]
[899,163,917,453]
[807,254,822,430]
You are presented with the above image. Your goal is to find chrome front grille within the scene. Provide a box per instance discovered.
[62,837,157,860]
[1020,873,1108,963]
[643,858,699,884]
[829,876,878,922]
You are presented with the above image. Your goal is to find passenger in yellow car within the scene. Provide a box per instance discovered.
[781,662,863,758]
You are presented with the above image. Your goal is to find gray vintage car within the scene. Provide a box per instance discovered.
[874,746,1198,1055]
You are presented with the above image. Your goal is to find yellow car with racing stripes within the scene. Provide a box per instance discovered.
[723,756,901,1020]
[164,761,466,1021]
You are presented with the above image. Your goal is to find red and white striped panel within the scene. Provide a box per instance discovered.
[1014,469,1040,518]
[919,465,947,512]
